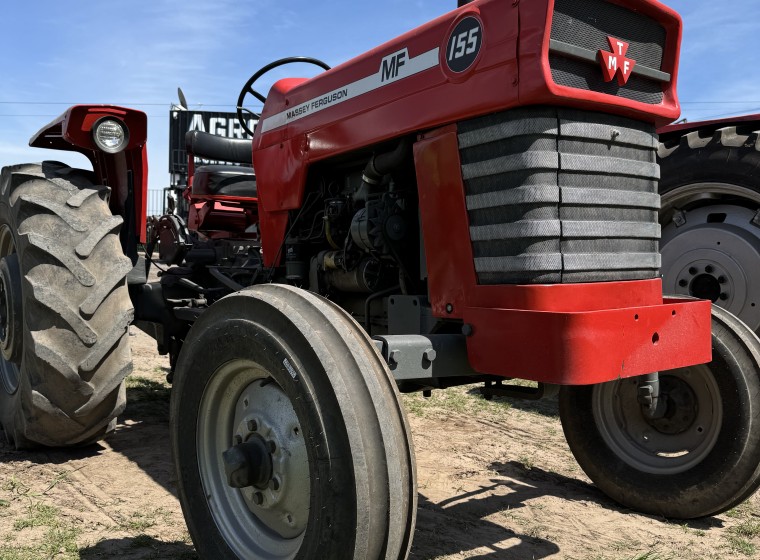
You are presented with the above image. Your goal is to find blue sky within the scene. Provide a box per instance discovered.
[0,0,757,208]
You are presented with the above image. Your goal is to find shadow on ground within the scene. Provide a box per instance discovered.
[105,371,177,495]
[79,535,197,559]
[412,478,560,559]
[465,387,560,418]
[0,371,178,496]
[490,460,724,531]
[412,458,724,558]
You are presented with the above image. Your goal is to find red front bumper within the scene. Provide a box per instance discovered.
[463,296,711,385]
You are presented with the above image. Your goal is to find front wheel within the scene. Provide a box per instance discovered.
[560,305,760,518]
[170,284,416,559]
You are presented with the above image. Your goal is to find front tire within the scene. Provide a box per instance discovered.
[560,305,760,518]
[170,284,416,559]
[0,162,134,448]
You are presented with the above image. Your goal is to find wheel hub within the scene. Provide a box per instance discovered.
[232,378,309,539]
[222,434,273,490]
[643,376,698,435]
[661,204,760,330]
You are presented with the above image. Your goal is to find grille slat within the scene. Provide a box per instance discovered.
[560,153,660,180]
[470,220,562,241]
[466,185,560,210]
[561,221,660,239]
[458,107,660,285]
[560,187,659,209]
[475,254,563,273]
[461,151,559,180]
[563,252,661,271]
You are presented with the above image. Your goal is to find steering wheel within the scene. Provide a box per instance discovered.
[236,56,331,137]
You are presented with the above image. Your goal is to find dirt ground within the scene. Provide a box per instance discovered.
[1,329,759,559]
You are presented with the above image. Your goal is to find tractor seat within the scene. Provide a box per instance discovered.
[191,165,257,198]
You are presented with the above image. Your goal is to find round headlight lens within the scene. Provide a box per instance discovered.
[93,118,129,153]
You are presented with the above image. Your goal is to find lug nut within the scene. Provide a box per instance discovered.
[267,440,277,454]
[719,276,727,284]
[253,492,264,505]
[720,293,729,301]
[678,279,688,287]
[688,267,697,275]
[247,419,258,432]
[234,434,243,445]
[271,477,281,491]
[705,265,714,274]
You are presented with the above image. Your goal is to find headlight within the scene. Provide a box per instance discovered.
[92,118,129,153]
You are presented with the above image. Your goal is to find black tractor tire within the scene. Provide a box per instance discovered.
[559,305,760,519]
[658,126,760,332]
[170,284,416,560]
[0,162,134,448]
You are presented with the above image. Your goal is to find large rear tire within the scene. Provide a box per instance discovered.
[0,162,134,448]
[659,126,760,332]
[559,305,760,518]
[170,284,416,559]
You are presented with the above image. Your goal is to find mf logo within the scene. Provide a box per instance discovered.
[380,48,409,82]
[599,36,636,85]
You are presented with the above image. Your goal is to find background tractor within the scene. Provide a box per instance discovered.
[1,1,760,559]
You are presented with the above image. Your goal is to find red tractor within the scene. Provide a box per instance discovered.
[1,0,759,558]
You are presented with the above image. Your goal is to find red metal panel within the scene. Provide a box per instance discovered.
[188,201,249,233]
[414,125,476,318]
[29,105,149,244]
[466,280,665,313]
[658,113,760,138]
[463,298,712,385]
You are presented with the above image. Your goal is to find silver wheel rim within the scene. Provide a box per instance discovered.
[661,183,760,330]
[660,181,760,218]
[592,367,723,475]
[197,359,310,559]
[0,224,18,395]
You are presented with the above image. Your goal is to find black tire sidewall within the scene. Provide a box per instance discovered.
[560,318,760,518]
[171,296,357,560]
[659,137,760,196]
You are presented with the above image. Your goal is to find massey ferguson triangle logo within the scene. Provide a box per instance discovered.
[599,36,636,85]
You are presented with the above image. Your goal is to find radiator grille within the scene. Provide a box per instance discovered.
[458,107,661,285]
[550,0,667,104]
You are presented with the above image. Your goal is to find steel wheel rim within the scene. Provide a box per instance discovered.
[660,192,760,329]
[197,359,308,559]
[0,224,18,395]
[660,182,760,218]
[592,367,723,475]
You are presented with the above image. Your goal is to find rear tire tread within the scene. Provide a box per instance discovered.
[0,161,133,448]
